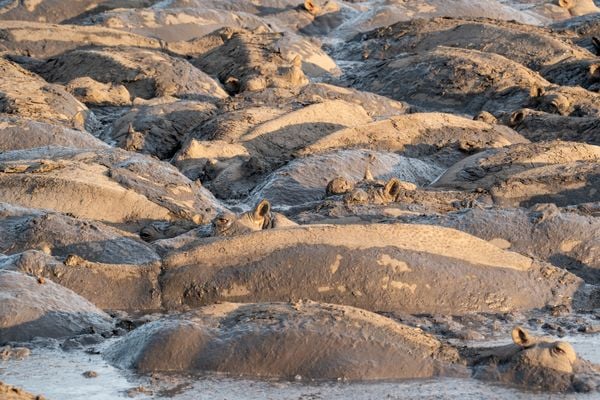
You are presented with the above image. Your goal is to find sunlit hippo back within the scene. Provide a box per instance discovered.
[212,200,296,236]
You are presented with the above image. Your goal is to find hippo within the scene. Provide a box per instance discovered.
[505,108,600,145]
[107,99,217,159]
[297,112,528,168]
[212,199,297,237]
[159,223,583,314]
[105,301,463,380]
[335,17,591,71]
[244,149,441,208]
[0,20,162,59]
[342,46,550,115]
[105,302,600,392]
[0,147,224,231]
[557,0,600,16]
[0,269,112,343]
[0,203,160,265]
[192,30,313,94]
[32,47,227,101]
[403,204,600,283]
[0,58,92,129]
[467,326,600,392]
[1,250,161,311]
[322,176,490,215]
[0,116,108,151]
[432,141,600,191]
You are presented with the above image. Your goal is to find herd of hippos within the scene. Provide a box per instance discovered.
[1,0,600,397]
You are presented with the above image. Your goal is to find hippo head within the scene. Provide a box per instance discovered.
[474,327,583,392]
[557,0,600,16]
[211,200,273,237]
[344,178,416,205]
[326,177,354,196]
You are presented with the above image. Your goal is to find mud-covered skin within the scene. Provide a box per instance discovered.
[32,47,228,101]
[467,327,600,392]
[106,99,217,159]
[212,200,297,237]
[556,0,600,16]
[340,46,549,115]
[298,112,527,168]
[0,58,92,129]
[432,141,600,207]
[1,250,161,311]
[0,116,108,151]
[337,17,591,70]
[506,109,600,145]
[159,224,582,314]
[0,147,224,230]
[105,301,462,380]
[0,269,113,343]
[403,205,600,283]
[0,203,160,265]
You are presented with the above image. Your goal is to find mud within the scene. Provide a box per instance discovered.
[1,0,600,398]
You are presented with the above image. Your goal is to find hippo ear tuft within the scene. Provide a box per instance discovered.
[512,326,532,347]
[254,199,271,219]
[304,0,319,14]
[384,178,402,198]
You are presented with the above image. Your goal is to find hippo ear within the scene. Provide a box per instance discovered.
[512,326,533,347]
[557,0,573,8]
[253,199,271,219]
[384,178,402,198]
[304,0,319,14]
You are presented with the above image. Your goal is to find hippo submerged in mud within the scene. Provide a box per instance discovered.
[105,301,600,392]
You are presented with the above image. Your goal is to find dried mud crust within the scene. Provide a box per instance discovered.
[0,381,44,400]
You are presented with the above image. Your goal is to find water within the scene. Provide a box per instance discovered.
[2,332,600,399]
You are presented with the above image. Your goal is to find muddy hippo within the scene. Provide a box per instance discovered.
[105,301,462,380]
[0,58,92,129]
[0,269,112,343]
[322,176,490,215]
[0,147,224,231]
[32,47,227,101]
[468,326,600,392]
[159,224,583,314]
[298,112,528,168]
[342,46,549,115]
[244,150,441,208]
[432,141,600,191]
[0,116,107,151]
[557,0,600,16]
[193,30,313,94]
[212,200,297,236]
[405,205,600,283]
[0,203,159,265]
[0,20,161,59]
[336,17,591,71]
[506,109,600,145]
[107,99,217,159]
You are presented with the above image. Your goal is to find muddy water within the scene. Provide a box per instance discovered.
[2,333,599,399]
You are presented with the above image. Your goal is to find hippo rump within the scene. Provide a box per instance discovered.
[159,224,583,314]
[104,301,462,380]
[0,269,112,343]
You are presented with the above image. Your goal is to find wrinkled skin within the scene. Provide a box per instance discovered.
[212,199,297,236]
[468,327,600,392]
